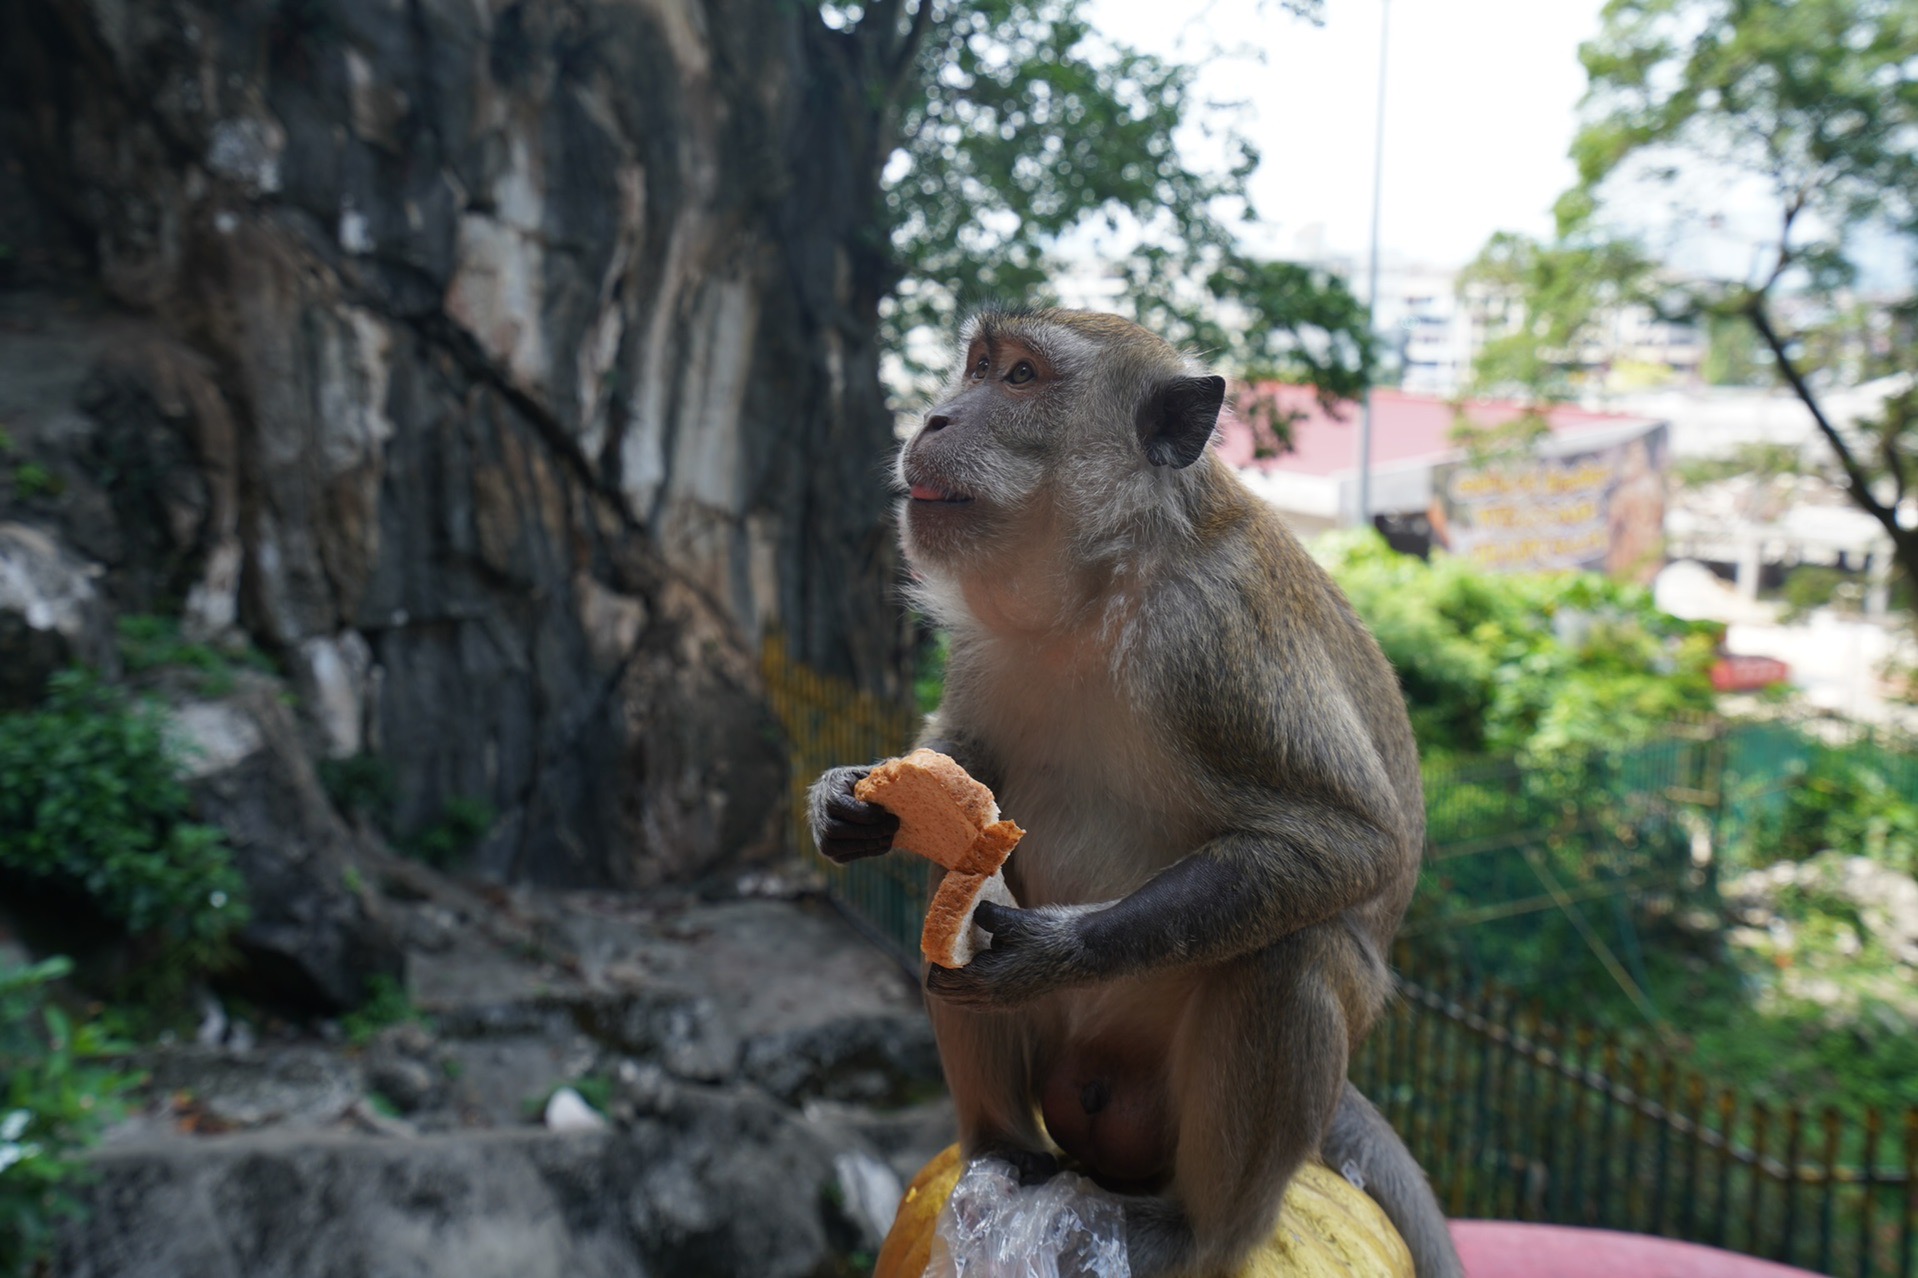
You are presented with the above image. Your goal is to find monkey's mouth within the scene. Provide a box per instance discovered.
[908,482,973,504]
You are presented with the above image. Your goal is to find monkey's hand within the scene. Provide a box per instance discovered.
[924,901,1090,1009]
[807,765,900,864]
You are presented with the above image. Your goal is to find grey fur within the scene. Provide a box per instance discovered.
[1325,1083,1465,1278]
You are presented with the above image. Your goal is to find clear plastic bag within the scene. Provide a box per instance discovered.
[924,1157,1131,1278]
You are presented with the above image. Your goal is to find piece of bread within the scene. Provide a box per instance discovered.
[922,869,1017,968]
[855,749,1023,875]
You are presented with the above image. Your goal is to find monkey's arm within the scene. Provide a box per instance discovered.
[926,797,1397,1007]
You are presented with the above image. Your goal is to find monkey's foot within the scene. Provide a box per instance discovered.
[984,1146,1061,1186]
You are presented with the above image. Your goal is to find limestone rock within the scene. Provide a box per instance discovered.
[63,1089,841,1278]
[0,0,912,889]
[0,522,114,707]
[171,676,405,1011]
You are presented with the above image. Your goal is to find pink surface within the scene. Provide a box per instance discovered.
[1450,1221,1824,1278]
[1215,386,1660,477]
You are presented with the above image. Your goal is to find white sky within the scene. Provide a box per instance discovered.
[1084,0,1609,270]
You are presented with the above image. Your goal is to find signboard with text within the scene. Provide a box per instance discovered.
[1428,424,1669,581]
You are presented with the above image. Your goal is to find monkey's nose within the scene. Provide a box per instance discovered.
[925,415,951,432]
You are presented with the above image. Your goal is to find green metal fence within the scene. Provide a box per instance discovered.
[1351,974,1918,1278]
[761,634,930,948]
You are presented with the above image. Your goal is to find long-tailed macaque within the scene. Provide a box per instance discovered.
[809,309,1462,1278]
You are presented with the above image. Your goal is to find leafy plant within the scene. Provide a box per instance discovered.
[1741,750,1918,875]
[402,797,497,869]
[116,615,274,694]
[11,462,61,501]
[0,670,248,973]
[1777,565,1856,623]
[341,975,429,1046]
[522,1074,614,1121]
[0,957,142,1278]
[318,753,397,825]
[1314,530,1720,763]
[914,628,950,718]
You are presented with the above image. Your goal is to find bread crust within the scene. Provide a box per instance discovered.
[855,749,1025,967]
[922,870,1016,968]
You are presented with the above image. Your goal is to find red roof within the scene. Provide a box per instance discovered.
[1217,386,1662,477]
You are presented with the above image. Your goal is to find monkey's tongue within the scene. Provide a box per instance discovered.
[910,483,969,502]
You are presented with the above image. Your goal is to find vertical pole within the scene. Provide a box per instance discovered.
[1356,0,1390,530]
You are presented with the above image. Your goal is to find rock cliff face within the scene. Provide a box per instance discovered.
[0,0,908,886]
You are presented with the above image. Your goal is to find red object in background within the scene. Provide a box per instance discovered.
[1711,654,1791,693]
[1451,1222,1824,1278]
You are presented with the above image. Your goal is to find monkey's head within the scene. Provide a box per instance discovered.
[898,309,1226,580]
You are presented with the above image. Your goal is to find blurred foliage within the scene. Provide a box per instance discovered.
[0,957,142,1278]
[0,670,248,980]
[856,0,1372,418]
[341,974,430,1047]
[1456,230,1662,402]
[116,614,275,696]
[317,752,398,826]
[401,797,497,870]
[1314,530,1721,764]
[11,461,62,501]
[1475,0,1918,591]
[1739,748,1918,875]
[1701,310,1767,386]
[914,626,949,719]
[1776,563,1858,621]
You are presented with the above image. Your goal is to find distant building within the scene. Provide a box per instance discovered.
[1220,387,1672,581]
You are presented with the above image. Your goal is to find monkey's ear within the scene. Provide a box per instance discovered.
[1139,375,1226,469]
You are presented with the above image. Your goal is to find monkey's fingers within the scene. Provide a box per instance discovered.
[925,946,1050,1009]
[818,832,894,864]
[824,793,899,830]
[971,900,1037,940]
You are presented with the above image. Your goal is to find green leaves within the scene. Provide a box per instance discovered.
[1457,230,1662,402]
[1315,529,1720,763]
[0,670,248,971]
[874,0,1370,400]
[0,958,141,1278]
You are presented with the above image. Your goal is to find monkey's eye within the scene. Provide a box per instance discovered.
[1006,361,1036,385]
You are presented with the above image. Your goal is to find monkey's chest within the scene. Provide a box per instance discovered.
[972,680,1203,907]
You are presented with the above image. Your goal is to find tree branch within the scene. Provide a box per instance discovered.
[890,0,941,85]
[1747,295,1900,533]
[1884,422,1910,504]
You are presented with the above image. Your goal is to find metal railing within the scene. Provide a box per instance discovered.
[1353,973,1918,1277]
[760,632,928,946]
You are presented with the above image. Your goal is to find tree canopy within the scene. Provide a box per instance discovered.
[822,0,1370,416]
[1465,0,1918,588]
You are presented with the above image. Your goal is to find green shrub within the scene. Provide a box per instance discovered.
[0,670,248,971]
[0,957,141,1278]
[115,615,274,695]
[1314,530,1720,763]
[11,462,62,501]
[403,797,496,869]
[1777,565,1855,622]
[1743,749,1918,874]
[341,975,429,1046]
[318,753,397,825]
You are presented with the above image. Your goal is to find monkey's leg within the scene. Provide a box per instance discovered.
[1126,927,1356,1278]
[1324,1082,1464,1278]
[926,995,1056,1183]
